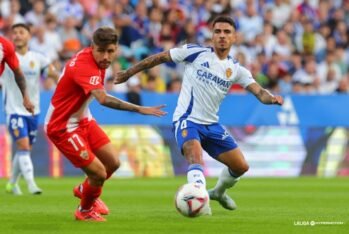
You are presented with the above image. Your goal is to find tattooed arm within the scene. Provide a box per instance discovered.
[246,83,283,105]
[13,68,35,114]
[114,51,172,84]
[91,89,166,117]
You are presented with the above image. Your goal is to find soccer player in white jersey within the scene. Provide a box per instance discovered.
[2,23,58,195]
[114,16,283,211]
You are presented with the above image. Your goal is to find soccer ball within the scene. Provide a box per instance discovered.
[175,183,210,218]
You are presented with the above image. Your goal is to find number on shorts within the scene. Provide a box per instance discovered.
[180,120,187,129]
[11,117,24,129]
[67,134,85,151]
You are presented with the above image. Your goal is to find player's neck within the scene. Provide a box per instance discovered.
[16,46,28,55]
[214,48,229,60]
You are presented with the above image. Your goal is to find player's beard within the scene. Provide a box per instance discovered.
[98,61,111,69]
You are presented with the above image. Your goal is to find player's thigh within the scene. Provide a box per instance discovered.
[16,137,31,151]
[48,129,96,168]
[182,139,204,164]
[173,120,203,164]
[87,121,119,171]
[93,142,120,173]
[216,148,249,176]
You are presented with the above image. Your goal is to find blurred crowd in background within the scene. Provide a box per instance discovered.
[0,0,349,95]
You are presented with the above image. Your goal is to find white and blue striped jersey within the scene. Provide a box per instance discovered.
[1,51,49,115]
[170,44,256,124]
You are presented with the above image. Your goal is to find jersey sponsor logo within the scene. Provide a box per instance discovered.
[89,76,101,85]
[201,62,209,68]
[196,69,232,90]
[80,150,89,160]
[226,68,232,79]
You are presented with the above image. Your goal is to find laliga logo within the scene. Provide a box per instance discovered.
[89,76,100,85]
[277,96,299,125]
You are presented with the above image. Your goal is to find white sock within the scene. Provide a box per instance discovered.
[9,152,21,184]
[187,164,206,187]
[214,167,240,196]
[17,150,38,188]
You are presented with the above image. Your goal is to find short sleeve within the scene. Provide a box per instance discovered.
[73,64,104,95]
[35,52,50,70]
[235,66,256,88]
[3,40,19,71]
[169,44,209,63]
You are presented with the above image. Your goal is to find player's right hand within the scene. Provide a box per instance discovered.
[139,105,167,117]
[23,96,35,115]
[114,71,130,84]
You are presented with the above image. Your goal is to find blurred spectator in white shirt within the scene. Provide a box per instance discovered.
[25,0,45,26]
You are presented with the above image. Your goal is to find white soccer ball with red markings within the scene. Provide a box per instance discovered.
[175,183,210,218]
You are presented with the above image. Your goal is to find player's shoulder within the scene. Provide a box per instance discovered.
[26,50,46,60]
[227,55,240,66]
[67,48,97,70]
[183,43,212,52]
[0,36,15,51]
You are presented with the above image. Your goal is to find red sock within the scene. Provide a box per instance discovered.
[80,179,102,211]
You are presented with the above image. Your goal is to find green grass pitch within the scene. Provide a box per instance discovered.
[0,177,348,234]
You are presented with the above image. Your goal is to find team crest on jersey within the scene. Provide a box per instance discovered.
[80,150,89,160]
[181,129,188,138]
[226,68,232,79]
[29,60,35,68]
[89,76,101,85]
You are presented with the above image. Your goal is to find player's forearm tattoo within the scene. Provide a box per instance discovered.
[103,95,139,112]
[14,71,27,96]
[256,89,275,104]
[127,51,171,76]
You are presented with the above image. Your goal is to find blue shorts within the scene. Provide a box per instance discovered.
[7,114,39,145]
[173,119,238,158]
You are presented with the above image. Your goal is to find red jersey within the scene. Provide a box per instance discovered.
[45,47,106,133]
[0,36,20,76]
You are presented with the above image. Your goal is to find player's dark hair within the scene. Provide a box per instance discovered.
[212,15,237,30]
[11,23,31,33]
[92,27,118,48]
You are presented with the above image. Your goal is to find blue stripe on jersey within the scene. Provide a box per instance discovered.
[187,44,202,48]
[180,89,194,119]
[184,50,206,63]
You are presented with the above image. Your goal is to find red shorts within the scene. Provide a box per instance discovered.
[47,120,110,168]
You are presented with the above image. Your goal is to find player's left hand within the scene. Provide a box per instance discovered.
[114,71,130,84]
[139,105,167,117]
[272,95,284,105]
[23,96,35,115]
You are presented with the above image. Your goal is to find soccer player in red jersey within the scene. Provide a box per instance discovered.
[45,27,166,222]
[0,36,34,113]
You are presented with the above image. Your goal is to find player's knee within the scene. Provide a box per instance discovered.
[89,171,107,186]
[110,158,120,173]
[230,163,249,177]
[16,140,31,151]
[237,163,249,176]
